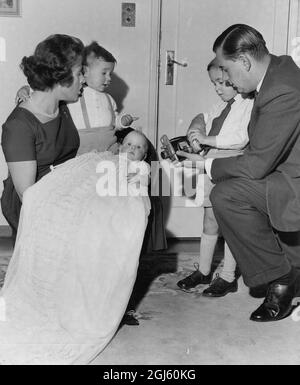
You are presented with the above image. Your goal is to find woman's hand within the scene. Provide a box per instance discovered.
[173,151,205,171]
[15,85,31,105]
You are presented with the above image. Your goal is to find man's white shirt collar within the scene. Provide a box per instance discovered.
[256,67,268,93]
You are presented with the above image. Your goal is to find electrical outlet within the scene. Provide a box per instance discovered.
[122,3,136,27]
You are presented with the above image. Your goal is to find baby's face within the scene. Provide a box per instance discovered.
[120,132,148,161]
[84,59,115,92]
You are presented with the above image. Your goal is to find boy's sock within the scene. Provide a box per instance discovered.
[220,242,236,283]
[199,233,219,275]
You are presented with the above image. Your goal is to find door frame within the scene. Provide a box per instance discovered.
[146,0,162,147]
[288,0,300,56]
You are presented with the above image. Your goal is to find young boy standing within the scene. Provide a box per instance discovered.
[176,58,253,297]
[69,41,138,153]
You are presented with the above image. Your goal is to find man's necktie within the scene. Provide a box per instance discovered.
[201,98,235,155]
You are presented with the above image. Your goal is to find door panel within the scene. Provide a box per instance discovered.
[158,0,290,237]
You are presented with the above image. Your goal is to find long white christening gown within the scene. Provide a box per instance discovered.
[0,152,150,364]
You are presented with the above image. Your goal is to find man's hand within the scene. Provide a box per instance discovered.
[176,151,205,162]
[172,151,205,172]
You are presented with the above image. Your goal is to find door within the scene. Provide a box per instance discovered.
[157,0,291,237]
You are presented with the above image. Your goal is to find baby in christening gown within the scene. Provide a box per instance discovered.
[96,130,150,199]
[0,131,150,365]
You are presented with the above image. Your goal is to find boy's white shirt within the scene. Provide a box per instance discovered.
[204,93,253,149]
[204,94,254,177]
[68,86,127,130]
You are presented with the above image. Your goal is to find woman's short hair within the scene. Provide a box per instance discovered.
[83,41,116,66]
[21,34,84,91]
[213,24,269,61]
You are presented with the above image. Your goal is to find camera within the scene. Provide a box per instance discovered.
[160,135,202,161]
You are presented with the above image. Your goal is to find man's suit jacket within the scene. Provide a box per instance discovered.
[211,55,300,232]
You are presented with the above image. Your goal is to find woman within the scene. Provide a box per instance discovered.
[13,38,167,328]
[14,41,167,254]
[0,35,150,364]
[1,34,84,242]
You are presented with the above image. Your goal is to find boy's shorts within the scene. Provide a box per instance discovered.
[195,173,214,207]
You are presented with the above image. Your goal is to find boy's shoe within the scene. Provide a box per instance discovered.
[121,310,139,326]
[202,274,238,297]
[177,264,212,291]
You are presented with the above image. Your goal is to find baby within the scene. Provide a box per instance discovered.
[96,130,150,198]
[119,130,148,161]
[119,130,150,195]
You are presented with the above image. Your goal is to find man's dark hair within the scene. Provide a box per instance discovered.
[213,24,269,61]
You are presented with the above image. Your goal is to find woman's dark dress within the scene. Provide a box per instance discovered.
[1,104,79,239]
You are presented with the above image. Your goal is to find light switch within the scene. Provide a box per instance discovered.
[0,37,6,62]
[122,3,136,27]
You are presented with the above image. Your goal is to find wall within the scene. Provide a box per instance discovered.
[0,0,157,225]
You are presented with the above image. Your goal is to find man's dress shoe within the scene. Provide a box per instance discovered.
[250,281,297,322]
[249,283,268,298]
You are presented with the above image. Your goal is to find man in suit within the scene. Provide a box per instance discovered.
[205,24,300,322]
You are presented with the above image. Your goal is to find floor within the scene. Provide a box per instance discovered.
[1,236,300,365]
